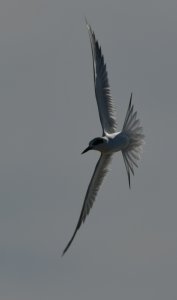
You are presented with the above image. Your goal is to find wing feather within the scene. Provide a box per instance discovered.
[86,20,117,134]
[62,154,112,256]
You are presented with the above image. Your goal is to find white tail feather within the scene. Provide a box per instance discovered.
[122,93,145,188]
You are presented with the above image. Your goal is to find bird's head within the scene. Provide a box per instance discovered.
[81,137,107,154]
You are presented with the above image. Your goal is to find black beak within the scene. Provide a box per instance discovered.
[81,146,91,154]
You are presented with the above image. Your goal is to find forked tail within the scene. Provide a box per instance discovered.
[122,93,145,188]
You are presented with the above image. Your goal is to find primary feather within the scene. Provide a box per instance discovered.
[62,154,112,256]
[86,20,117,135]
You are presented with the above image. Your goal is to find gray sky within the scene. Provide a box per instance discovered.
[0,0,177,299]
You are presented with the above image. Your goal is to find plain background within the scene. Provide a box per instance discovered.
[0,1,177,299]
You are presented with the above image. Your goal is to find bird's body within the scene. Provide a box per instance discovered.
[106,132,130,152]
[86,132,129,154]
[62,20,144,256]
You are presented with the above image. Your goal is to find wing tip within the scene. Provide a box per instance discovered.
[62,227,78,257]
[61,245,68,257]
[84,17,90,31]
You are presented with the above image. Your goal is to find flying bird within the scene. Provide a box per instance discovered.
[62,20,144,256]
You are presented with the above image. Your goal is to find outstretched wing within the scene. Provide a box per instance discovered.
[62,154,112,256]
[86,20,117,135]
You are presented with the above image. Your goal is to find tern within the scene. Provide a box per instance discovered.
[62,21,144,256]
